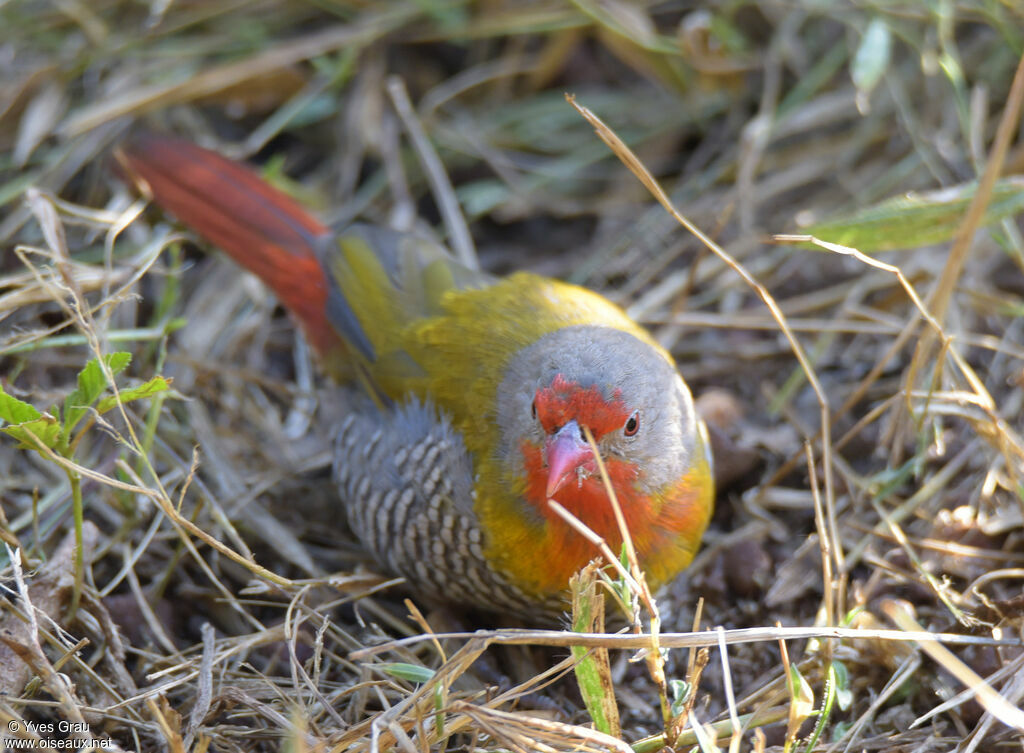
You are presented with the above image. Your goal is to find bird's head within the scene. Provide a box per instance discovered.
[482,324,713,597]
[496,326,702,524]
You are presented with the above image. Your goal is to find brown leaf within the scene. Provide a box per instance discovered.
[0,522,99,695]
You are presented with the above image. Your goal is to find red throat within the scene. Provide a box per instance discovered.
[514,434,710,597]
[520,440,644,578]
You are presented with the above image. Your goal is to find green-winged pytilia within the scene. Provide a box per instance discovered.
[118,133,714,615]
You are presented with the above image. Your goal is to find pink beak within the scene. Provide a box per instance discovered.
[544,420,594,499]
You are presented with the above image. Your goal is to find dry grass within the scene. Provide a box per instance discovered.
[2,1,1024,751]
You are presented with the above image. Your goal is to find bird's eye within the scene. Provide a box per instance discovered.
[531,400,537,420]
[623,410,640,437]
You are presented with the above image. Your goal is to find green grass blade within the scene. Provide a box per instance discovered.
[803,177,1024,252]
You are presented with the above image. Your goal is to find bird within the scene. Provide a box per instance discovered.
[117,133,714,615]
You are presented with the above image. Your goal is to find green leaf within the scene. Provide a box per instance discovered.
[831,660,853,711]
[831,721,854,742]
[378,663,436,684]
[788,662,815,725]
[570,0,673,54]
[851,18,891,101]
[840,605,866,627]
[64,352,133,438]
[572,647,618,736]
[2,414,61,451]
[433,682,445,737]
[802,177,1024,252]
[669,678,691,717]
[107,351,132,374]
[570,566,620,737]
[0,383,42,425]
[94,376,171,415]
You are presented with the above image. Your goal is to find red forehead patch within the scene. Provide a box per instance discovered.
[534,374,629,438]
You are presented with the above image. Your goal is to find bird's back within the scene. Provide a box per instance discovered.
[320,232,669,458]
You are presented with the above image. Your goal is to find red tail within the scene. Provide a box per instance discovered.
[117,133,341,354]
